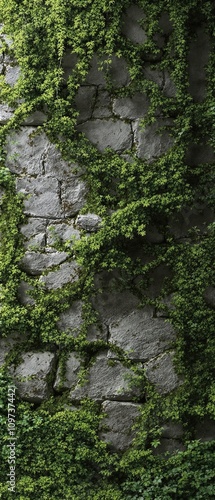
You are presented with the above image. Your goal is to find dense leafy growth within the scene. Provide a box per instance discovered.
[0,0,215,498]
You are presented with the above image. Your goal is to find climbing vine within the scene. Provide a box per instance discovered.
[0,0,215,498]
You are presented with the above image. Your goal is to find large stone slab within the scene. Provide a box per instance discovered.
[144,351,180,394]
[93,278,139,324]
[17,281,35,306]
[78,119,132,153]
[61,177,87,217]
[54,353,81,391]
[21,251,68,275]
[16,176,63,218]
[43,142,82,180]
[6,127,49,175]
[108,308,175,361]
[47,222,80,247]
[133,118,174,160]
[122,5,147,45]
[113,93,149,120]
[0,103,14,123]
[57,300,107,341]
[12,352,55,403]
[70,353,141,402]
[5,64,20,86]
[100,401,141,451]
[0,334,23,367]
[20,218,47,250]
[74,86,96,123]
[40,261,80,289]
[92,90,112,118]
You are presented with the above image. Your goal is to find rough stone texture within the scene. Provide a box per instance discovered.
[133,119,174,160]
[113,93,149,120]
[143,65,163,87]
[57,300,83,336]
[5,64,20,86]
[100,401,141,451]
[78,119,132,153]
[195,418,215,441]
[76,213,102,232]
[93,278,139,324]
[17,281,35,306]
[154,438,185,455]
[0,334,22,367]
[74,86,96,123]
[20,218,47,250]
[122,5,147,45]
[185,144,214,165]
[54,353,81,391]
[163,71,176,97]
[161,421,184,439]
[43,143,81,180]
[23,111,47,126]
[47,222,80,247]
[85,54,106,86]
[204,286,215,309]
[108,56,130,88]
[16,176,63,218]
[144,351,180,394]
[61,177,87,216]
[21,251,68,276]
[62,51,78,81]
[168,206,214,240]
[0,103,14,123]
[188,27,210,102]
[92,90,112,118]
[6,127,49,175]
[70,353,141,402]
[108,308,175,361]
[40,261,80,289]
[12,352,55,403]
[145,224,165,244]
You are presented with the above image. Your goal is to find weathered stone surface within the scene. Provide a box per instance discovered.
[61,178,87,217]
[54,353,81,391]
[92,90,112,118]
[75,86,96,123]
[0,334,21,367]
[0,103,14,123]
[93,277,139,324]
[143,65,163,87]
[185,144,214,165]
[108,56,130,88]
[20,218,47,249]
[78,119,132,153]
[57,300,83,335]
[204,286,215,309]
[163,71,176,97]
[44,142,82,180]
[5,64,20,86]
[154,438,185,455]
[76,213,102,232]
[113,93,149,120]
[144,351,180,394]
[40,261,80,289]
[6,127,49,175]
[23,111,47,126]
[108,308,175,361]
[133,119,173,160]
[70,353,141,402]
[62,50,78,81]
[47,222,80,247]
[12,352,55,403]
[161,421,184,439]
[21,251,68,276]
[85,54,106,86]
[100,401,141,451]
[122,5,147,45]
[188,27,210,102]
[168,206,214,240]
[16,176,63,218]
[17,281,35,306]
[195,418,215,442]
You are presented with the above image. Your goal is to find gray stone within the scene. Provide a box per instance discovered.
[16,176,63,218]
[23,111,47,126]
[195,418,215,442]
[85,54,106,86]
[161,421,184,439]
[76,213,102,232]
[168,206,214,240]
[20,218,47,250]
[40,261,80,289]
[113,93,149,120]
[133,118,174,160]
[12,352,55,403]
[92,90,112,118]
[93,277,139,324]
[75,86,96,123]
[185,144,214,165]
[0,334,22,367]
[163,71,176,97]
[54,353,81,391]
[21,251,68,276]
[188,27,210,102]
[0,103,14,123]
[47,222,80,247]
[61,178,87,217]
[108,308,175,361]
[144,351,180,394]
[5,64,20,86]
[122,5,147,45]
[108,56,130,88]
[6,127,49,175]
[204,286,215,309]
[17,281,35,306]
[78,119,132,153]
[143,65,163,87]
[44,142,82,180]
[57,301,83,335]
[100,401,141,451]
[70,353,141,402]
[154,438,185,455]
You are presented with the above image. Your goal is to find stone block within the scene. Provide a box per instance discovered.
[6,127,49,175]
[17,281,35,306]
[108,55,130,88]
[54,353,81,391]
[168,206,214,240]
[144,351,181,394]
[21,251,68,276]
[163,71,176,97]
[61,178,87,217]
[78,119,132,153]
[75,86,96,123]
[122,5,147,45]
[133,118,174,161]
[23,111,47,126]
[40,261,80,289]
[20,218,47,250]
[0,334,22,367]
[57,300,83,336]
[44,142,82,180]
[47,222,80,247]
[0,103,14,123]
[62,51,78,81]
[185,144,214,165]
[188,27,210,102]
[153,438,185,455]
[12,352,56,403]
[93,279,139,324]
[113,93,149,120]
[143,65,163,87]
[195,418,215,442]
[100,401,141,451]
[92,90,112,118]
[4,64,20,86]
[76,213,102,232]
[85,54,106,86]
[16,176,63,218]
[161,421,184,439]
[108,308,175,361]
[70,353,141,402]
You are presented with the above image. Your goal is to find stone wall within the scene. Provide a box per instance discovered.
[0,5,214,454]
